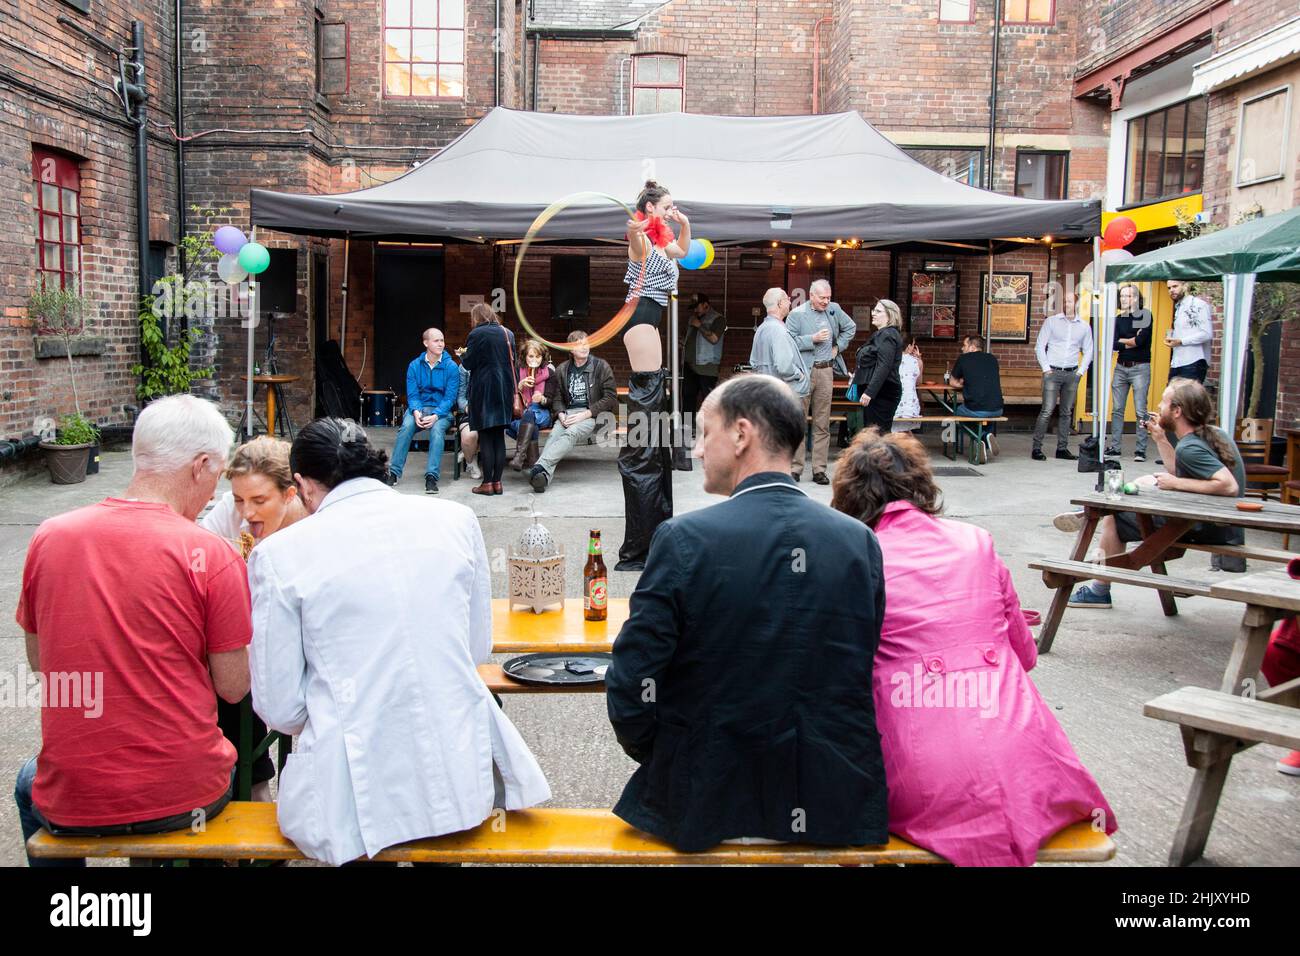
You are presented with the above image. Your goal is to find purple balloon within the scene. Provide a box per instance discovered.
[213,226,247,255]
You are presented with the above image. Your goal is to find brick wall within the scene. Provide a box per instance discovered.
[0,0,180,439]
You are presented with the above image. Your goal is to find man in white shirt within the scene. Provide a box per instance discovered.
[1166,280,1214,383]
[249,418,550,865]
[1032,290,1094,461]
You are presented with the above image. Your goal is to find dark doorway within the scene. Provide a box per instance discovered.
[374,247,445,398]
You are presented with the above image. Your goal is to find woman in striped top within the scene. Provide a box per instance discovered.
[616,180,692,570]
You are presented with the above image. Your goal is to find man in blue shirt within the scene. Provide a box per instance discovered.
[388,328,458,494]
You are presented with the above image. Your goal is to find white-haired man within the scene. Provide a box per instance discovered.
[785,279,856,483]
[749,288,809,416]
[14,395,251,867]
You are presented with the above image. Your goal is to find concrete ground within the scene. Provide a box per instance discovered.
[1,425,1296,867]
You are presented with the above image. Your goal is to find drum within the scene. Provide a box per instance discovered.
[361,390,396,428]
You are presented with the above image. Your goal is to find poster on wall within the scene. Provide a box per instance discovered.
[980,272,1032,342]
[907,268,958,340]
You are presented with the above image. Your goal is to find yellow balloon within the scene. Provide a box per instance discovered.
[699,239,715,269]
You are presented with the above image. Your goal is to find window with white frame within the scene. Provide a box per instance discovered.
[383,0,464,98]
[632,55,684,114]
[1236,86,1290,186]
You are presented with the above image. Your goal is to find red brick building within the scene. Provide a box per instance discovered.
[2,0,1297,455]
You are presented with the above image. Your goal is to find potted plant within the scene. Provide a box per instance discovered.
[40,413,100,484]
[28,282,102,481]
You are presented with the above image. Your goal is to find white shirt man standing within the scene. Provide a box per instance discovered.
[1166,279,1214,383]
[1032,291,1093,461]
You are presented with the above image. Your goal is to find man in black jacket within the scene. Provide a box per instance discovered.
[606,374,889,852]
[528,331,618,493]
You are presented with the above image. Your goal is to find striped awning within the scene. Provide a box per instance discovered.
[1191,16,1300,95]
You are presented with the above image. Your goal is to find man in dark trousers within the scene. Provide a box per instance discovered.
[605,374,889,852]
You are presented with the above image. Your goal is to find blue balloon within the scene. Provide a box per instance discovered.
[680,239,707,270]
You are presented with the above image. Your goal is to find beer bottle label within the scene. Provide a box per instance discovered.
[586,577,608,610]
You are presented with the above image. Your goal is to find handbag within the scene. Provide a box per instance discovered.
[845,382,859,402]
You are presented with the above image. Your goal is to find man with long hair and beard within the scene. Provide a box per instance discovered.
[1054,378,1247,609]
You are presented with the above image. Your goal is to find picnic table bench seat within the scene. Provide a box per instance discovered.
[1144,683,1300,866]
[26,803,1117,866]
[1029,558,1213,600]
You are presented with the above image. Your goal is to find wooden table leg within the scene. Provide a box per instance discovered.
[1169,745,1233,867]
[1219,604,1281,696]
[1038,510,1100,654]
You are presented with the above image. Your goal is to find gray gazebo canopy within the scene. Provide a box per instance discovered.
[250,108,1101,243]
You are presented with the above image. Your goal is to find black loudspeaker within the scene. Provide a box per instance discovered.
[551,254,589,321]
[258,249,299,313]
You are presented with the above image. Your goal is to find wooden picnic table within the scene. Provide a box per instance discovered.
[1147,569,1300,865]
[1036,488,1300,653]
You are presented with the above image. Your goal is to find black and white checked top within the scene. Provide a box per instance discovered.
[624,243,678,307]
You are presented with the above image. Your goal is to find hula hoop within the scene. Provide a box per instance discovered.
[511,191,650,353]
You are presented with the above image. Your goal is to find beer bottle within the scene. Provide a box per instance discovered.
[583,529,608,621]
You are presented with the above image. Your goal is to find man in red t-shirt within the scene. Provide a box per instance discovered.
[14,395,251,866]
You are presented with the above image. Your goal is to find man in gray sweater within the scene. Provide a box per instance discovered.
[785,279,857,483]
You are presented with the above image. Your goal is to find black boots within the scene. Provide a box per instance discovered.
[616,369,674,571]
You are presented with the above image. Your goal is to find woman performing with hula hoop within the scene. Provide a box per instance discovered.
[616,180,691,572]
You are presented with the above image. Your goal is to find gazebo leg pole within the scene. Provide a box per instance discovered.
[244,226,258,441]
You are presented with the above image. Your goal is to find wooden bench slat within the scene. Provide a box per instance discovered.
[26,803,1116,865]
[894,416,1008,423]
[1029,558,1212,596]
[1144,686,1300,751]
[1176,542,1300,565]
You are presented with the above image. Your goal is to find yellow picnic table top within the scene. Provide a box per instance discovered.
[491,598,627,654]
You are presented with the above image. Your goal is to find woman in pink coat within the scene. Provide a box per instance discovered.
[831,430,1117,866]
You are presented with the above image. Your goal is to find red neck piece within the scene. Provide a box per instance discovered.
[635,210,673,249]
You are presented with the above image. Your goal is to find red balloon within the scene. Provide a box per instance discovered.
[1103,216,1137,248]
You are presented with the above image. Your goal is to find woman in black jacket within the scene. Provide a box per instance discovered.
[853,299,906,432]
[461,303,516,495]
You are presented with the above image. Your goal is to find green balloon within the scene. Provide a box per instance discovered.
[237,242,271,275]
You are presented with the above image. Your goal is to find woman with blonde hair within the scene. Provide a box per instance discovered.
[831,429,1117,865]
[852,299,906,433]
[199,435,307,800]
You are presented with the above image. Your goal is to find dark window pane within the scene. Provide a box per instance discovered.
[1142,113,1165,201]
[322,59,347,94]
[1163,101,1187,196]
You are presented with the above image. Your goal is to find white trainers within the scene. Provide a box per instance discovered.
[1053,511,1085,533]
[466,458,482,480]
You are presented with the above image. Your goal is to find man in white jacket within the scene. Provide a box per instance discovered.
[248,418,550,865]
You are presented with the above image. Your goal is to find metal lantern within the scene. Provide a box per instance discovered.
[508,517,566,614]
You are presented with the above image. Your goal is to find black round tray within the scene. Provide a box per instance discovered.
[501,653,613,686]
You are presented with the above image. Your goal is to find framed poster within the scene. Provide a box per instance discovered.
[980,272,1032,342]
[907,269,959,340]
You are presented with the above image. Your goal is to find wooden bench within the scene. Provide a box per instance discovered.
[895,415,1009,464]
[26,802,1116,866]
[1029,557,1212,601]
[997,368,1048,406]
[1144,683,1300,866]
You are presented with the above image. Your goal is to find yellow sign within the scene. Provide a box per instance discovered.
[1101,195,1203,236]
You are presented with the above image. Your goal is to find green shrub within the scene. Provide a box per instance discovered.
[54,413,99,446]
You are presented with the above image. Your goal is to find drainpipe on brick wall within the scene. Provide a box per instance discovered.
[532,33,539,110]
[986,0,1001,191]
[811,16,832,114]
[127,21,153,340]
[494,0,501,106]
[174,0,186,277]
